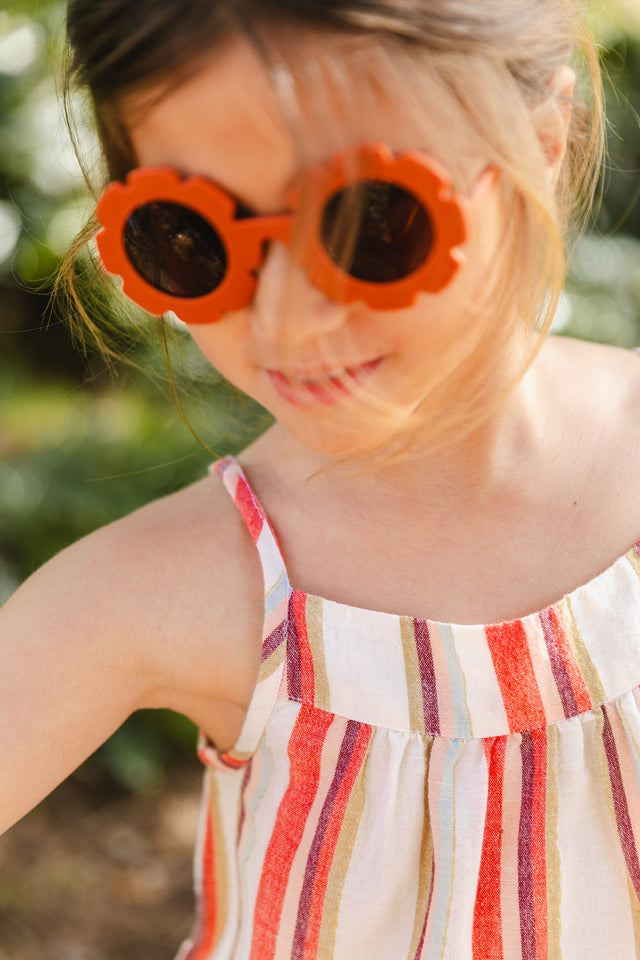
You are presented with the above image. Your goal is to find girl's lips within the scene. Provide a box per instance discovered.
[266,359,382,406]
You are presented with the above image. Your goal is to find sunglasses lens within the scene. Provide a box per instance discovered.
[320,181,432,284]
[123,201,227,298]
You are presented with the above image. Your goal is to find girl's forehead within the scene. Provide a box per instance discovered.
[126,39,299,195]
[125,33,469,209]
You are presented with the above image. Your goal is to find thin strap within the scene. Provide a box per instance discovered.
[212,456,290,598]
[198,457,291,770]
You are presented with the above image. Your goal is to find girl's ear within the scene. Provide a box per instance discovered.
[537,66,576,186]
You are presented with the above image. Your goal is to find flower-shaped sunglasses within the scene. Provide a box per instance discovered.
[95,143,469,325]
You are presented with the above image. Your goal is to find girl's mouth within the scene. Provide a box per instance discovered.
[266,359,382,406]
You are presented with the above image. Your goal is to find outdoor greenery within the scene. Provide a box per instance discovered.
[0,0,639,791]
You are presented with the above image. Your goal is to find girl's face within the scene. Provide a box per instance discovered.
[126,36,503,456]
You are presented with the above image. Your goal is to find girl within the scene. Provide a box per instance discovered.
[3,0,640,957]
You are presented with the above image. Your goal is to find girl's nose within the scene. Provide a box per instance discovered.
[251,241,350,343]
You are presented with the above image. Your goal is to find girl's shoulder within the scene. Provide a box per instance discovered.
[545,333,640,382]
[0,469,265,830]
[541,335,640,547]
[545,336,640,442]
[8,468,265,748]
[82,470,265,736]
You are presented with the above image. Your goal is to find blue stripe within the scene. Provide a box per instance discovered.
[426,738,465,960]
[265,568,289,617]
[439,624,473,737]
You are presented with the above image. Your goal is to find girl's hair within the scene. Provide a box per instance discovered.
[62,0,604,460]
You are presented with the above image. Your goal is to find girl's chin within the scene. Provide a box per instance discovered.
[278,409,397,461]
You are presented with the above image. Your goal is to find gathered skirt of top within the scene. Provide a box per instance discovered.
[175,457,640,960]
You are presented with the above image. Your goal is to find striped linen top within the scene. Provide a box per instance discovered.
[176,456,640,960]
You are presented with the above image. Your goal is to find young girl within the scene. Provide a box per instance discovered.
[3,0,640,957]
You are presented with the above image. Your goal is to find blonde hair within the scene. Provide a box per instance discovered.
[61,0,604,460]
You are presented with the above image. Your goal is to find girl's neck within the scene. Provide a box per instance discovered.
[251,351,544,505]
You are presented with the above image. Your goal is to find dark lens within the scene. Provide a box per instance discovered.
[320,181,432,283]
[123,201,227,298]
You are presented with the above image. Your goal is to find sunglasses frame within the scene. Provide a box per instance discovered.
[95,143,469,325]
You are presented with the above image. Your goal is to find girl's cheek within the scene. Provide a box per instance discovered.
[185,310,249,364]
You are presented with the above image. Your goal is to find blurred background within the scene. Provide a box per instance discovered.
[0,0,638,957]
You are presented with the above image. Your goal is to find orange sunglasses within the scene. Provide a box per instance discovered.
[95,143,469,325]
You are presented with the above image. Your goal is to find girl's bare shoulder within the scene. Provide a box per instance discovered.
[0,467,266,830]
[6,467,265,742]
[545,336,640,430]
[543,335,640,529]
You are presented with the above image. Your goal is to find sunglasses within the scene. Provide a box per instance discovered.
[95,143,469,325]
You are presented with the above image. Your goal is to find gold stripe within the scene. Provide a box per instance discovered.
[400,616,426,734]
[306,595,331,711]
[209,772,229,952]
[561,596,606,704]
[316,743,370,956]
[627,546,640,582]
[628,874,640,954]
[257,636,287,683]
[408,737,435,957]
[545,726,563,960]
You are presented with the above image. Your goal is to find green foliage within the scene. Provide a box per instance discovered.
[562,24,640,343]
[598,28,640,239]
[95,709,200,792]
[0,0,86,286]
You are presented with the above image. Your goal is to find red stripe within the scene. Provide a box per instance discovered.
[293,590,315,703]
[249,705,334,960]
[486,622,546,731]
[531,729,548,960]
[302,723,372,956]
[235,473,264,543]
[473,737,506,960]
[217,751,249,769]
[184,800,218,959]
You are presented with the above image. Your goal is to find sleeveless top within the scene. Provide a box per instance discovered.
[175,456,640,960]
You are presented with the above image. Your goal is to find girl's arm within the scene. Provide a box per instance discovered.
[0,473,264,835]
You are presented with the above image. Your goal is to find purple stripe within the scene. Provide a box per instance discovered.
[414,619,441,735]
[291,720,361,960]
[262,618,287,663]
[539,608,578,717]
[601,705,640,896]
[518,731,537,960]
[287,593,302,701]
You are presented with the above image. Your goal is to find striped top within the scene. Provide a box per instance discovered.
[176,456,640,960]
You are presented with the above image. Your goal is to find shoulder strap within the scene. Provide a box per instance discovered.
[212,456,290,601]
[199,457,290,770]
